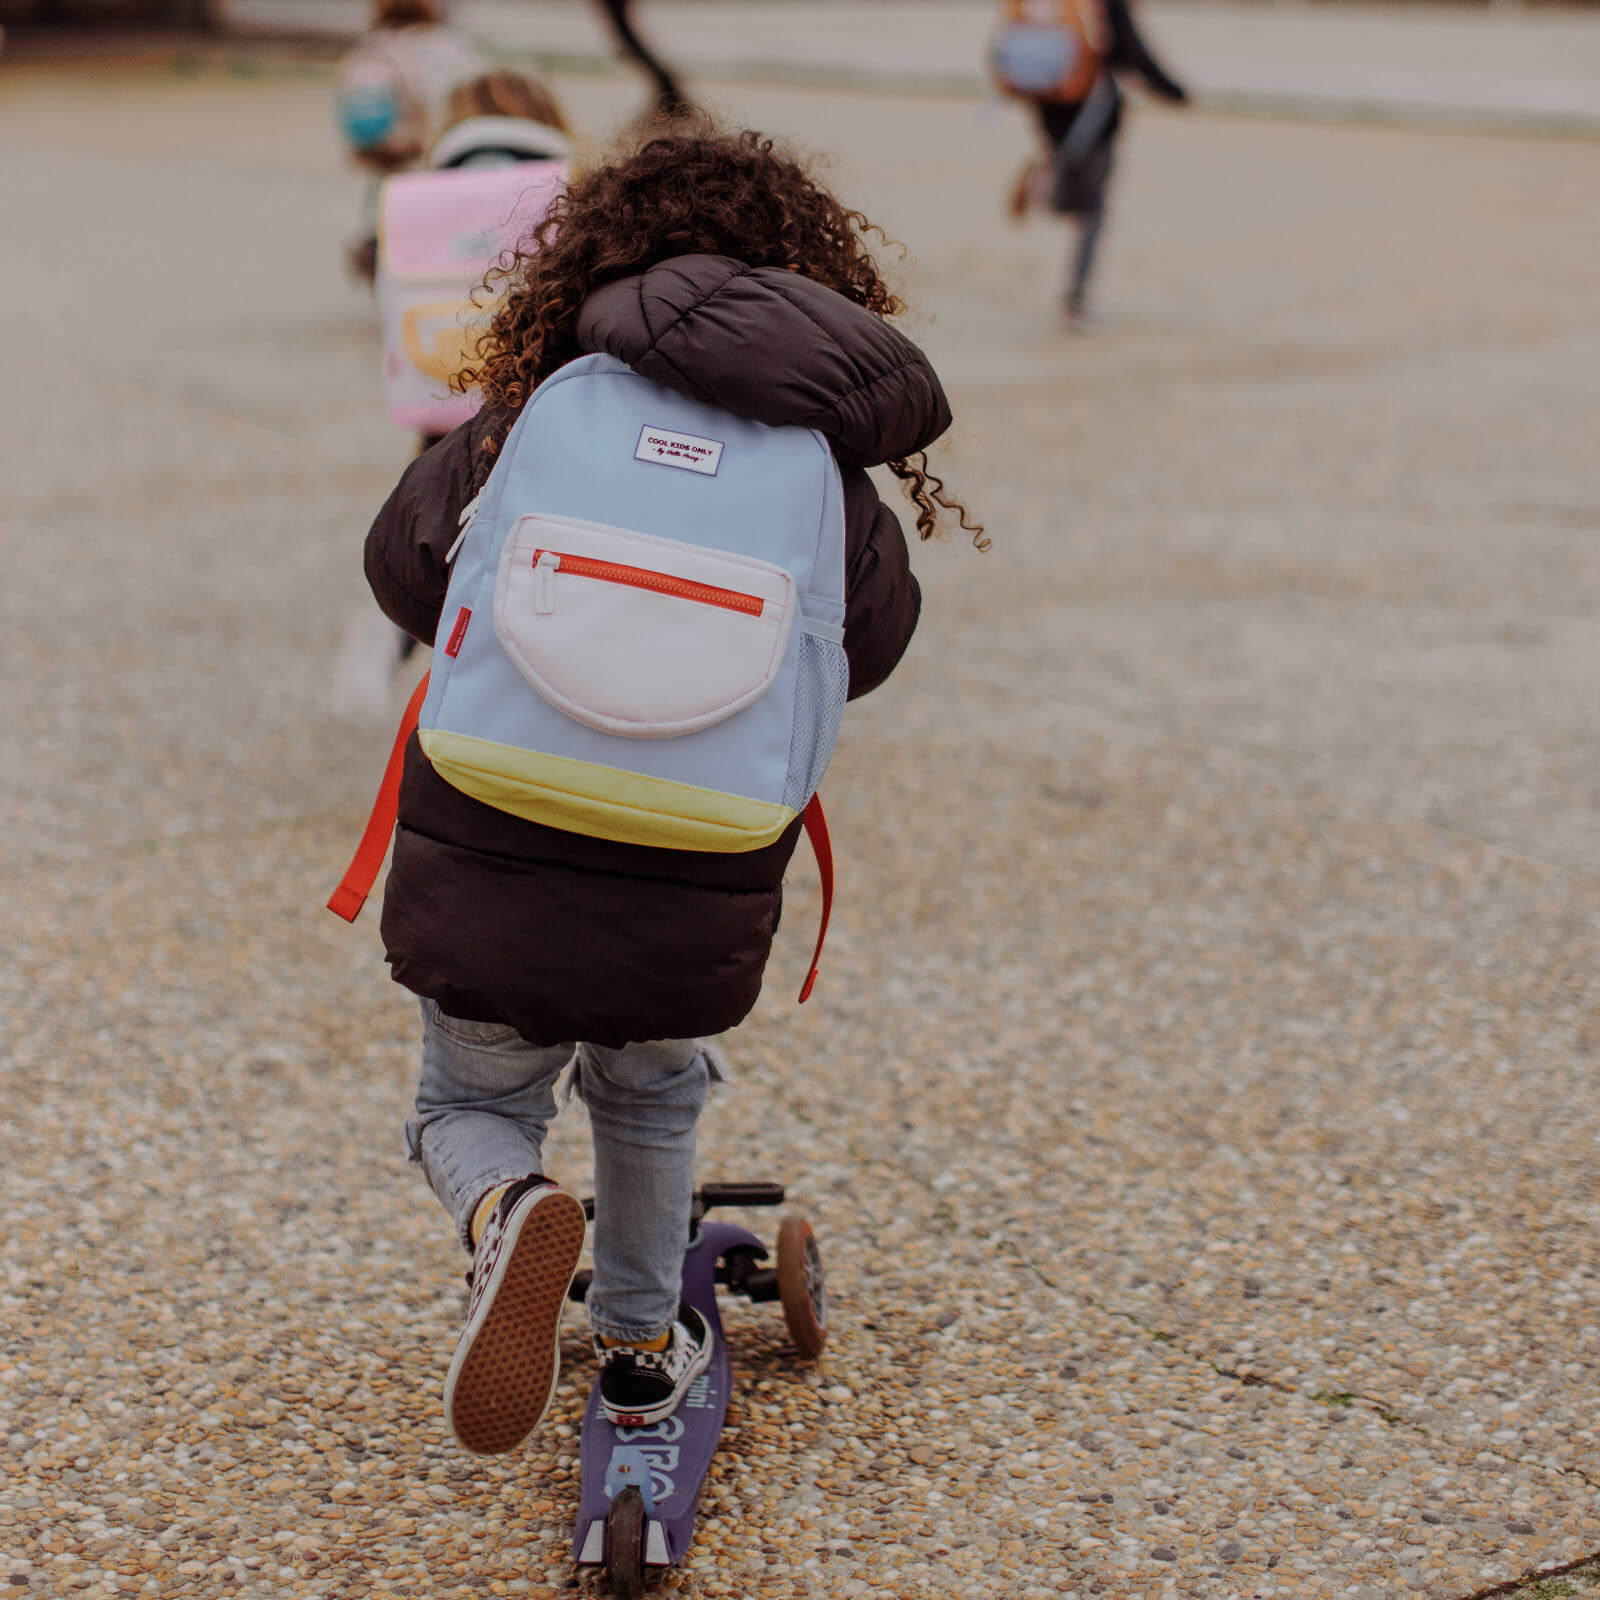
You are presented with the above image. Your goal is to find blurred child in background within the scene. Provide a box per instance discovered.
[994,0,1187,324]
[391,70,575,663]
[337,0,488,282]
[431,70,576,171]
[411,70,576,461]
[333,69,575,707]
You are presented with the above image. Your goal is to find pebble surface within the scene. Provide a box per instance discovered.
[3,46,1598,1600]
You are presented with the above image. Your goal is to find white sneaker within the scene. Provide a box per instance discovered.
[594,1303,715,1427]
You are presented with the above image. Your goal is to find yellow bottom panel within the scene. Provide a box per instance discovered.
[419,729,797,853]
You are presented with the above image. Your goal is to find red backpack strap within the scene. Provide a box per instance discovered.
[330,691,838,996]
[797,793,833,1003]
[327,672,431,923]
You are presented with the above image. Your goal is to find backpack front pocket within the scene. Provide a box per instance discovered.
[493,513,797,738]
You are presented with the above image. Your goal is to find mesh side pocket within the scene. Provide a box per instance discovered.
[783,631,849,813]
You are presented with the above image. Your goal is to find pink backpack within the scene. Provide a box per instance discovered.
[377,162,565,433]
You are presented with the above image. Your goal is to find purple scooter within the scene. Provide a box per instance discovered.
[565,1183,828,1597]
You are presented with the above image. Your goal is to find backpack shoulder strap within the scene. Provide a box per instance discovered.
[327,671,431,923]
[328,676,839,1004]
[797,793,833,1004]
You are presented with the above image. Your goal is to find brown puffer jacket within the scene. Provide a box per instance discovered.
[363,254,951,1046]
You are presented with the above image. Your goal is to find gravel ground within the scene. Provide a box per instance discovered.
[3,54,1598,1600]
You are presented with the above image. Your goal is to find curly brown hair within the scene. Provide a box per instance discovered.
[458,123,985,549]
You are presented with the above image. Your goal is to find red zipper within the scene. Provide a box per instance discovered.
[532,550,765,617]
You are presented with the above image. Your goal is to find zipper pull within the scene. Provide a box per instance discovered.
[533,550,560,614]
[445,491,483,567]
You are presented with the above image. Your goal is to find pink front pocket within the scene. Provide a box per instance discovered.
[493,513,796,739]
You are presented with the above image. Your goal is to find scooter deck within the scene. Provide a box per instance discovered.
[572,1219,761,1570]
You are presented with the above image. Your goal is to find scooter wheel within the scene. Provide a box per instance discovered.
[605,1485,646,1599]
[777,1215,828,1358]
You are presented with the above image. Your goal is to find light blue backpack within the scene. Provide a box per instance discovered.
[331,353,848,999]
[990,1,1100,103]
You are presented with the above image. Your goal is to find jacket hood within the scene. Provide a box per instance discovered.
[574,254,951,469]
[429,116,574,169]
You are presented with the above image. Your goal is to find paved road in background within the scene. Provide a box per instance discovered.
[229,0,1600,132]
[2,41,1599,1600]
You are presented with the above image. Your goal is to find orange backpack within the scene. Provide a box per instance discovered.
[991,0,1104,104]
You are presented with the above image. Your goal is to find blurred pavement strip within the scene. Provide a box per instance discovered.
[224,0,1600,136]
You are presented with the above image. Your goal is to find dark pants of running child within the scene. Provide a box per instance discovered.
[1038,90,1120,315]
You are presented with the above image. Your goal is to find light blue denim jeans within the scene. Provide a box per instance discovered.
[405,999,709,1343]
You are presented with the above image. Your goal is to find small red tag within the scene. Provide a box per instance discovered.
[444,607,471,658]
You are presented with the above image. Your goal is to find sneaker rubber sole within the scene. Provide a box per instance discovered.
[445,1187,587,1455]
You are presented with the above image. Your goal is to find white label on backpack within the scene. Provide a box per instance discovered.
[634,426,723,477]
